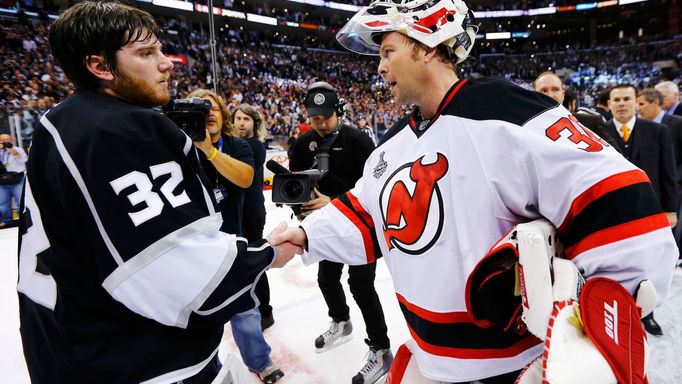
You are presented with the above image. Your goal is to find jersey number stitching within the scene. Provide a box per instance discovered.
[110,161,191,226]
[545,115,606,152]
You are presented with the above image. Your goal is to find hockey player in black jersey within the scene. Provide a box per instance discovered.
[17,2,299,383]
[270,0,678,382]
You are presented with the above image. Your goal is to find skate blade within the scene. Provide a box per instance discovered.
[314,334,353,353]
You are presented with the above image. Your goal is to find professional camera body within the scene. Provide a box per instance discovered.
[0,141,13,149]
[164,98,212,141]
[271,151,329,205]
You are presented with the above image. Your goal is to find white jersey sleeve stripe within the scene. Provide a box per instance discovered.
[40,115,124,265]
[102,213,238,328]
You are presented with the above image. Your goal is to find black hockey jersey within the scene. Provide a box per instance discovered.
[300,78,678,382]
[17,90,273,383]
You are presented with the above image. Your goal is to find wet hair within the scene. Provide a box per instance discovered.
[234,104,266,142]
[48,1,161,90]
[597,88,611,106]
[187,89,234,136]
[609,83,636,98]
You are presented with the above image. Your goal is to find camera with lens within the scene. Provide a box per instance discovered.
[271,150,330,206]
[164,98,212,141]
[0,141,12,149]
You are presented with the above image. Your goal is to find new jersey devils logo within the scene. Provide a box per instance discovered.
[379,153,448,255]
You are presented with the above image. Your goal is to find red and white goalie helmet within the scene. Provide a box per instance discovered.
[336,0,478,63]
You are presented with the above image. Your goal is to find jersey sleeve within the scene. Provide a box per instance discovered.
[300,159,382,266]
[43,110,273,328]
[497,106,678,301]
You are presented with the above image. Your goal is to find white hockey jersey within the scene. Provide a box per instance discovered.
[300,78,678,382]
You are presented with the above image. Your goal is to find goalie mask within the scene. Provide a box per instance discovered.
[336,0,478,63]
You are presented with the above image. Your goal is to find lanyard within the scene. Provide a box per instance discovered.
[214,136,223,186]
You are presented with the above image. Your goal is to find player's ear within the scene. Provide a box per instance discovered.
[423,47,439,64]
[85,55,114,82]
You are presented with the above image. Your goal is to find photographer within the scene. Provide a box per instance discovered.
[288,81,392,384]
[18,3,298,384]
[188,90,284,384]
[0,133,26,227]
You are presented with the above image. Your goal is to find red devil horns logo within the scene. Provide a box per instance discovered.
[381,153,448,254]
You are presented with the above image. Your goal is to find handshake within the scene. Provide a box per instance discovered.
[266,222,308,268]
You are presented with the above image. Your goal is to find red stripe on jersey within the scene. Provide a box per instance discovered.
[406,322,542,359]
[331,198,376,263]
[408,80,468,131]
[435,79,468,118]
[564,213,669,259]
[396,293,472,324]
[559,170,650,233]
[346,192,375,229]
[385,344,412,384]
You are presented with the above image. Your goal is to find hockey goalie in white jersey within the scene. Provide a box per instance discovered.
[270,0,679,382]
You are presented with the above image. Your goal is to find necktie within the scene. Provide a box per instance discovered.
[620,124,630,142]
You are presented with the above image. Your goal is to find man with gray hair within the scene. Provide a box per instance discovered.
[655,81,682,116]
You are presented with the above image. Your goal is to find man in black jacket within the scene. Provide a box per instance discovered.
[289,81,392,384]
[607,84,678,336]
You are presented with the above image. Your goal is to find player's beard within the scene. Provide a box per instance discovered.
[112,69,170,108]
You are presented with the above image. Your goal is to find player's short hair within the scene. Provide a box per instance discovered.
[188,89,234,136]
[234,104,266,142]
[48,1,161,91]
[395,33,458,72]
[638,88,663,105]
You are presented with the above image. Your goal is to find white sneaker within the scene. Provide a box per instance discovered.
[314,319,353,352]
[352,347,394,384]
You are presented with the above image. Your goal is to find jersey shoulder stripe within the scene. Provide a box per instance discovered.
[443,77,558,127]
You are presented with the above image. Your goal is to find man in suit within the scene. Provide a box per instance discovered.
[607,84,678,336]
[637,87,682,266]
[655,81,682,116]
[534,72,619,151]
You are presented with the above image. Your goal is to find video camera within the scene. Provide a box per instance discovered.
[164,98,212,141]
[268,151,330,208]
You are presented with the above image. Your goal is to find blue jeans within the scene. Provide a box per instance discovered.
[0,178,23,224]
[230,308,272,372]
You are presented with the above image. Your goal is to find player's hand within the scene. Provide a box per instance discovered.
[194,129,214,156]
[300,188,330,217]
[267,222,305,268]
[268,221,307,249]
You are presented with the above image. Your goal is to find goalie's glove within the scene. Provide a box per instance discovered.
[513,220,651,384]
[467,219,652,384]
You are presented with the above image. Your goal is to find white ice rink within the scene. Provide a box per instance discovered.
[1,195,681,383]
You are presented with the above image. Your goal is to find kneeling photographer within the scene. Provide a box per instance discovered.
[288,82,392,384]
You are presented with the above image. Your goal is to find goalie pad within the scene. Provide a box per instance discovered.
[579,278,649,384]
[385,341,438,384]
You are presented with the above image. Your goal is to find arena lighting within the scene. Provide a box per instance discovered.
[486,32,512,40]
[165,55,188,64]
[576,2,598,10]
[598,0,619,6]
[512,31,531,38]
[246,13,278,26]
[528,6,557,15]
[619,0,647,4]
[284,0,361,12]
[556,5,577,11]
[151,0,193,11]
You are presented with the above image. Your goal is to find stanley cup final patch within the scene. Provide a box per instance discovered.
[373,151,388,179]
[313,93,326,105]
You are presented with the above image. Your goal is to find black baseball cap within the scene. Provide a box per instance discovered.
[305,82,338,118]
